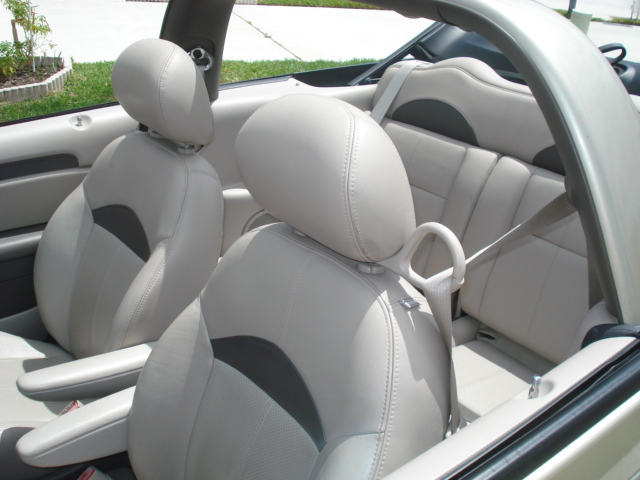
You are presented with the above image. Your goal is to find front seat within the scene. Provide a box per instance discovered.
[18,94,451,480]
[0,39,223,478]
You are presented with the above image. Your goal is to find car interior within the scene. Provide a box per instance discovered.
[0,0,639,479]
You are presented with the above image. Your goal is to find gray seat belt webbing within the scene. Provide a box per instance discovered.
[422,270,463,434]
[422,192,577,434]
[370,60,421,124]
[465,192,576,270]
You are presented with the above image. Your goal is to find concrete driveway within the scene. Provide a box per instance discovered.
[0,1,638,63]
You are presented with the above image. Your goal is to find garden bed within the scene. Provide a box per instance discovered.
[0,56,72,103]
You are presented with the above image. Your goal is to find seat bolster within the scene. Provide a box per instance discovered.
[16,386,135,468]
[17,343,154,402]
[129,302,213,480]
[0,331,70,360]
[569,301,618,356]
[34,184,93,353]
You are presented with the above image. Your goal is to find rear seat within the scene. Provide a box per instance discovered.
[373,58,617,421]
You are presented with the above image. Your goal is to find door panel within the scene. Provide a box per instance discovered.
[0,171,87,232]
[0,105,136,336]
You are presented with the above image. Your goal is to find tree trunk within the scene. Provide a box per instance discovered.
[11,19,19,44]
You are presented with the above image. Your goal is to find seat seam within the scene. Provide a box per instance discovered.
[238,402,274,480]
[525,217,571,350]
[279,253,316,344]
[339,101,366,261]
[115,148,190,350]
[476,169,532,319]
[263,227,395,474]
[156,47,177,140]
[86,228,129,354]
[394,64,534,102]
[348,109,374,260]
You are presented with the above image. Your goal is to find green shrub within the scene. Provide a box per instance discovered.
[0,40,28,77]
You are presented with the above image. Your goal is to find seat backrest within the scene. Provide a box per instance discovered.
[373,58,560,279]
[375,57,611,365]
[458,155,599,365]
[127,94,450,480]
[34,39,224,359]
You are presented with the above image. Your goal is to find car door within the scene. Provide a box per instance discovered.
[0,106,136,339]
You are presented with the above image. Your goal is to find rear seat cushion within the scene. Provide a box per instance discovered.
[453,340,535,421]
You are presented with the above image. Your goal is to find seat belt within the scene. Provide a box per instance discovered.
[422,192,577,434]
[369,60,422,123]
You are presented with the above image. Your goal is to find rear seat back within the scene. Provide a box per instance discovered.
[373,58,563,279]
[460,156,591,364]
[374,58,615,418]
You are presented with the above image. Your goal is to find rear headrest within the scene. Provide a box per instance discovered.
[235,94,416,263]
[374,57,563,174]
[112,39,213,147]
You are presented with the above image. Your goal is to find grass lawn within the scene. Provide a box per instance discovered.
[0,58,375,124]
[257,0,383,9]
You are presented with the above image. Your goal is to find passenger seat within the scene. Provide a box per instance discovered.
[0,39,223,479]
[17,94,451,480]
[373,57,616,421]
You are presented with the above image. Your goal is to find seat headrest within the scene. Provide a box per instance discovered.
[112,39,213,147]
[235,94,416,263]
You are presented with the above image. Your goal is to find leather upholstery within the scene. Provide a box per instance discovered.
[236,94,416,263]
[112,39,214,147]
[376,58,616,421]
[16,94,450,479]
[1,38,222,478]
[374,58,556,164]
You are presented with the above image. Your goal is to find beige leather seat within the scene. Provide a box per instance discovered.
[0,39,223,478]
[373,58,616,422]
[17,94,451,480]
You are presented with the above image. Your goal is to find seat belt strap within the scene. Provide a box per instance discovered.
[422,191,577,434]
[369,60,421,124]
[422,269,464,434]
[465,192,577,270]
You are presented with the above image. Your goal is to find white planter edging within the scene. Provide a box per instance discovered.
[0,57,73,103]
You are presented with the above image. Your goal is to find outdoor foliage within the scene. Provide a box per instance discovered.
[0,40,28,77]
[258,0,382,9]
[611,16,640,25]
[0,0,52,76]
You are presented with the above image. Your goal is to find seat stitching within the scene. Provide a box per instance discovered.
[339,101,365,260]
[115,142,190,350]
[375,306,399,480]
[264,227,395,469]
[400,65,534,100]
[525,220,569,348]
[86,228,129,354]
[184,349,215,480]
[238,402,274,480]
[348,111,374,260]
[157,48,178,140]
[279,253,316,344]
[477,170,531,318]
